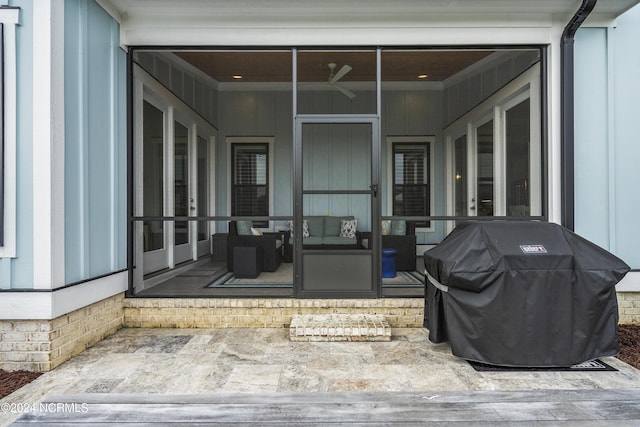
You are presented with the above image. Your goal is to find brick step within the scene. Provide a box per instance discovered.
[289,314,391,342]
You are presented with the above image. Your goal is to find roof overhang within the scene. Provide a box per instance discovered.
[97,0,640,46]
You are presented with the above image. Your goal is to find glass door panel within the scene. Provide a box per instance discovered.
[143,101,165,252]
[142,101,169,274]
[506,99,531,216]
[196,136,209,241]
[476,120,494,217]
[196,135,210,257]
[173,121,192,264]
[454,134,468,220]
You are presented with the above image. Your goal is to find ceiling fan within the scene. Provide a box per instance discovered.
[325,63,356,99]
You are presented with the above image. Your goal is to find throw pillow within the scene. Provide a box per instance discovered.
[340,219,358,239]
[236,220,253,235]
[250,227,263,236]
[287,220,310,238]
[391,220,407,235]
[381,220,392,235]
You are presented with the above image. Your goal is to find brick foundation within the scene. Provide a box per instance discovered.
[0,294,124,372]
[3,291,639,372]
[123,298,424,329]
[618,292,640,324]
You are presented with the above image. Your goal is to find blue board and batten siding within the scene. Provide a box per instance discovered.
[1,0,126,289]
[64,0,127,285]
[575,5,640,269]
[0,0,33,289]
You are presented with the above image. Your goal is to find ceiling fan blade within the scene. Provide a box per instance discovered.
[330,64,352,84]
[334,83,356,99]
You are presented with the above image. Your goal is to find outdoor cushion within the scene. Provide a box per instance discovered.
[340,219,358,238]
[303,236,324,245]
[324,215,354,236]
[381,220,392,235]
[306,216,325,237]
[391,220,407,235]
[287,220,309,238]
[322,236,357,245]
[236,220,253,235]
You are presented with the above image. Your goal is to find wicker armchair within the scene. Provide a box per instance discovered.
[227,221,287,272]
[382,221,417,271]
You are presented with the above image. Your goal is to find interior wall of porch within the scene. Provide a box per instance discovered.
[216,87,448,244]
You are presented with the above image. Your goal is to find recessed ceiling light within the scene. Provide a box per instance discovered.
[418,74,428,79]
[232,75,243,79]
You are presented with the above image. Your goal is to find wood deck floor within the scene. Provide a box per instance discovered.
[15,389,640,425]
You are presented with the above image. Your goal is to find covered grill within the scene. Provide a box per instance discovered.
[423,221,630,367]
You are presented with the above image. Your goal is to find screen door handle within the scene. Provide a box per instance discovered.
[370,184,378,197]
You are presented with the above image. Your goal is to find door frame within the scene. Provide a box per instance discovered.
[293,115,381,298]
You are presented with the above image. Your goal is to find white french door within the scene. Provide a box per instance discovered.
[135,65,217,278]
[446,64,541,225]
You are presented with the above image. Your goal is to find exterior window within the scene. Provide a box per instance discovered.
[231,143,269,227]
[392,141,431,227]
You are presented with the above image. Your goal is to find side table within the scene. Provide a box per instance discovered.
[233,246,263,278]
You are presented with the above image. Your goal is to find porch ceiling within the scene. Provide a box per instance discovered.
[172,50,496,83]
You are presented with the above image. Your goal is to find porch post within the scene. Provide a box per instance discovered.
[32,0,66,289]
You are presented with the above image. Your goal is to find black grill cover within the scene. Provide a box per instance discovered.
[423,221,630,367]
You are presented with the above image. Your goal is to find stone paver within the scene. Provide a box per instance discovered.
[2,327,640,425]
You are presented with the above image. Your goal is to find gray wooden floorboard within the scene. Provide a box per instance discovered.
[13,389,640,425]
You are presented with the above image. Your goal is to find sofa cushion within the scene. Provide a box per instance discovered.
[322,236,357,245]
[305,216,325,237]
[340,219,358,238]
[324,215,354,236]
[391,220,407,235]
[303,236,324,245]
[236,220,253,235]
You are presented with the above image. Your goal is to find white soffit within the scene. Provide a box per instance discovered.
[98,0,640,46]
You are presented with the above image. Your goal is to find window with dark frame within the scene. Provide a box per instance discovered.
[392,142,430,228]
[231,143,269,227]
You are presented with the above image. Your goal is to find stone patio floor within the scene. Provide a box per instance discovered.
[2,327,640,425]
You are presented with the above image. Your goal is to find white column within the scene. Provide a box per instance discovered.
[548,23,564,225]
[32,1,65,289]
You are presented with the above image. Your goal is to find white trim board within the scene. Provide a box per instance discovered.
[0,271,127,320]
[617,271,640,293]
